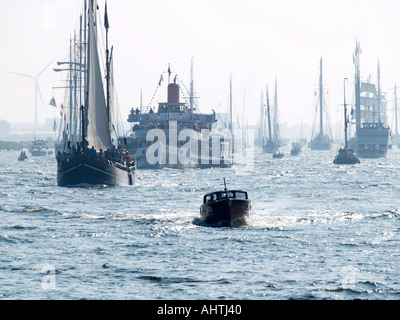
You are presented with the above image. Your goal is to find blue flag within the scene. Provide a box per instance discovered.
[49,97,57,108]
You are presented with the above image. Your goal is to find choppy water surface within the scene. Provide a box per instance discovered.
[1,146,400,300]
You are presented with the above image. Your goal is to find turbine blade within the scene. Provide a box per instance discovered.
[36,57,56,78]
[7,71,35,79]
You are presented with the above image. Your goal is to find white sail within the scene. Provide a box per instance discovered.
[86,0,112,151]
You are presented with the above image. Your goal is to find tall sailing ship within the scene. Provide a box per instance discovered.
[351,42,391,158]
[122,65,232,169]
[262,81,280,153]
[310,57,332,150]
[57,0,135,186]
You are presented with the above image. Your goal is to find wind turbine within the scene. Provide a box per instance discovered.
[8,59,54,135]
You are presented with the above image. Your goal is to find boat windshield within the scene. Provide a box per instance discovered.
[204,191,247,203]
[234,192,247,200]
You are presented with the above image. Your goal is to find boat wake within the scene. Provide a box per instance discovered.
[192,216,250,228]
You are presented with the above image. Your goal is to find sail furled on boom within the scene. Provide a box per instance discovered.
[108,47,116,138]
[86,0,112,151]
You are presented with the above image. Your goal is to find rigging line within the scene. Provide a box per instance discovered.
[175,76,201,113]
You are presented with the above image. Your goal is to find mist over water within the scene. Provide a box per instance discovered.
[1,146,400,299]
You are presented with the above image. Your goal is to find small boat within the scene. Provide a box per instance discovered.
[290,143,302,156]
[199,178,252,227]
[272,151,284,158]
[18,150,28,161]
[333,78,360,165]
[333,148,360,165]
[29,139,48,156]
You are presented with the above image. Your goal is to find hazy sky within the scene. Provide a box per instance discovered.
[1,0,400,131]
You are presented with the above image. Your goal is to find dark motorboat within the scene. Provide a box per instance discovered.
[290,143,302,156]
[334,78,360,165]
[199,179,252,227]
[333,148,360,165]
[18,150,28,161]
[57,0,136,187]
[272,151,284,158]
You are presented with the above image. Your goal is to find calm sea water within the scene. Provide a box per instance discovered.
[1,145,400,300]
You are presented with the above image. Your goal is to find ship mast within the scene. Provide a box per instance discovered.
[319,57,324,135]
[343,78,348,150]
[395,83,398,136]
[190,57,194,113]
[354,41,362,134]
[266,86,272,143]
[229,75,234,154]
[105,1,110,121]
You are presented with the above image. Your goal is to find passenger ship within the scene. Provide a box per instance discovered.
[122,71,232,169]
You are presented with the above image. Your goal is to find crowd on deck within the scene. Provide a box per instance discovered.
[131,121,212,132]
[56,141,134,168]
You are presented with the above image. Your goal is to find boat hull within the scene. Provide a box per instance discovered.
[310,134,332,150]
[262,140,278,154]
[57,155,135,187]
[354,123,390,158]
[200,199,252,227]
[127,145,232,170]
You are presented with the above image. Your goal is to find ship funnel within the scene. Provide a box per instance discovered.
[168,77,180,104]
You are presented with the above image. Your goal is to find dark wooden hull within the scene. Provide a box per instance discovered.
[200,199,252,227]
[57,154,135,187]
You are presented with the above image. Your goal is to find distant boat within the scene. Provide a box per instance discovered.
[18,150,28,161]
[199,178,252,227]
[29,139,48,156]
[334,78,360,165]
[262,83,280,154]
[310,57,332,150]
[57,0,136,187]
[290,143,302,156]
[350,42,390,158]
[273,151,284,159]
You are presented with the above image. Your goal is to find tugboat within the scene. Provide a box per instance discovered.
[199,178,252,227]
[334,78,360,165]
[290,143,302,156]
[18,150,28,161]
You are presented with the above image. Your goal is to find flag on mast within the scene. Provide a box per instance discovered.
[49,97,57,108]
[104,1,109,30]
[158,74,164,86]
